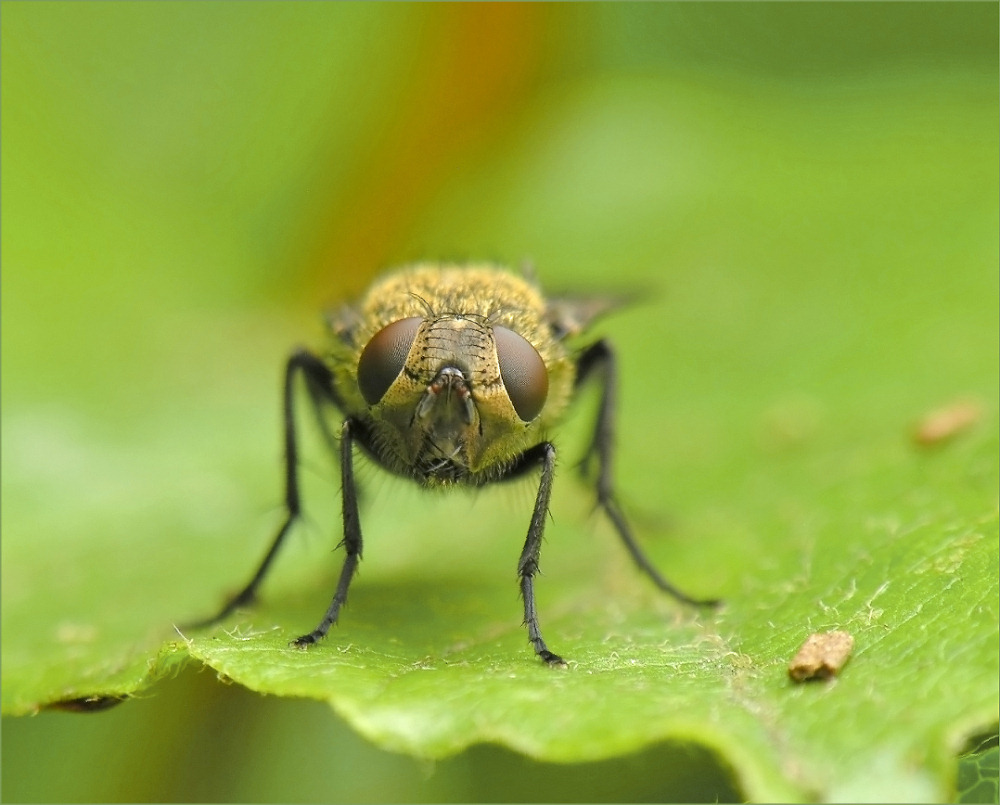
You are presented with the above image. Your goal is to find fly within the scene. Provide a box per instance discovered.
[191,263,719,665]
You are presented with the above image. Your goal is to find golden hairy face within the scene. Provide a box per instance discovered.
[326,264,576,483]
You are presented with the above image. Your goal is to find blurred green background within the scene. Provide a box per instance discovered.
[2,3,997,802]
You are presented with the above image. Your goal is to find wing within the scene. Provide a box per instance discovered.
[544,293,636,340]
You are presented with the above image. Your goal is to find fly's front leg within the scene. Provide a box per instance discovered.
[575,339,720,608]
[188,349,337,629]
[292,418,364,647]
[513,442,566,666]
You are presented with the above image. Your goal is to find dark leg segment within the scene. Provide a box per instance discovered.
[292,418,364,646]
[187,349,337,628]
[515,442,565,665]
[575,340,721,608]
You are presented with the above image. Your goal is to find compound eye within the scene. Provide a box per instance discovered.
[357,317,423,405]
[493,326,548,422]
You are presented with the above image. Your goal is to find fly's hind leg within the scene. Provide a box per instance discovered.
[575,339,721,608]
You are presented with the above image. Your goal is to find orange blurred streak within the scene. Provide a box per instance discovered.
[299,3,548,305]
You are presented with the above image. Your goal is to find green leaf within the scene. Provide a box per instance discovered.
[3,4,997,802]
[958,734,1000,804]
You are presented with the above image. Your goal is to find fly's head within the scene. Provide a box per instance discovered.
[327,265,577,485]
[357,313,549,482]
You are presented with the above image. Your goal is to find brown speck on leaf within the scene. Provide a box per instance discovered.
[789,630,854,682]
[914,399,983,446]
